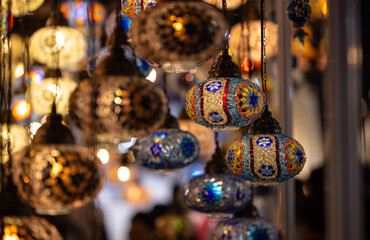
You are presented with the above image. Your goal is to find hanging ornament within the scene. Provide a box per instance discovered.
[121,0,157,19]
[1,0,44,16]
[60,0,107,28]
[69,0,167,141]
[287,0,312,44]
[13,106,104,214]
[229,20,278,61]
[30,68,77,115]
[29,11,87,68]
[184,135,252,218]
[130,0,228,73]
[185,49,266,130]
[132,114,200,170]
[0,6,13,39]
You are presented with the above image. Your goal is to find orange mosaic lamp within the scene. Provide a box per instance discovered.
[185,49,266,130]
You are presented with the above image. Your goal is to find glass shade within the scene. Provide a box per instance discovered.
[132,129,200,170]
[185,77,266,130]
[178,119,215,157]
[184,173,252,218]
[0,6,13,39]
[1,0,44,16]
[0,124,28,163]
[130,0,228,72]
[0,216,62,240]
[226,134,306,183]
[30,26,87,68]
[30,76,77,115]
[211,217,279,240]
[229,21,278,61]
[60,0,107,27]
[155,214,195,240]
[13,145,104,215]
[203,0,243,10]
[69,76,167,139]
[121,0,157,19]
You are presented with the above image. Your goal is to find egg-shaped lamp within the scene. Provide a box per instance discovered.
[30,68,77,115]
[185,49,266,130]
[130,0,228,73]
[1,0,44,16]
[13,109,104,215]
[229,20,278,61]
[211,217,279,240]
[226,108,306,183]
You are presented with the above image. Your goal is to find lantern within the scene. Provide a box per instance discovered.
[1,0,44,16]
[185,50,266,130]
[130,0,228,72]
[0,216,63,240]
[226,109,306,183]
[121,0,157,19]
[30,68,77,115]
[13,109,104,214]
[211,217,279,240]
[183,146,252,218]
[229,20,278,61]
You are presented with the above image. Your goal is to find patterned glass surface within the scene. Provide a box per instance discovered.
[1,124,28,164]
[211,217,278,240]
[121,0,156,19]
[226,134,306,183]
[13,145,104,215]
[130,0,228,72]
[69,75,167,139]
[0,216,62,240]
[184,174,252,217]
[185,77,266,130]
[0,6,12,39]
[132,129,199,170]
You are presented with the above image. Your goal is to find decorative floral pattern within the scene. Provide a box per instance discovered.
[206,81,222,92]
[236,83,265,118]
[209,112,224,123]
[256,137,273,148]
[258,165,276,177]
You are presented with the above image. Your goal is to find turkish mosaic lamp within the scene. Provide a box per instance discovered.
[130,0,228,73]
[185,49,266,130]
[226,107,306,184]
[287,0,312,43]
[184,142,252,218]
[13,105,104,215]
[0,5,13,39]
[121,0,157,19]
[69,13,167,140]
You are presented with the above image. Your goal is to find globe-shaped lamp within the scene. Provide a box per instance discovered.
[13,110,104,214]
[30,68,77,115]
[1,0,44,16]
[185,50,266,130]
[0,216,63,240]
[226,108,306,183]
[211,217,278,240]
[229,20,278,61]
[184,147,252,218]
[130,0,228,72]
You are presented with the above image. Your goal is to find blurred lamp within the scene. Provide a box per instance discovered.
[121,0,157,19]
[11,96,31,122]
[1,124,28,163]
[203,0,243,10]
[0,6,12,39]
[1,0,44,16]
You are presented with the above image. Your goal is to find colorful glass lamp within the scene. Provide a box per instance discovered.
[13,105,104,215]
[121,0,157,19]
[130,0,228,72]
[0,6,13,39]
[184,137,252,218]
[1,0,44,16]
[185,48,266,130]
[226,108,306,183]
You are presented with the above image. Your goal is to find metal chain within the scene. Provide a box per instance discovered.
[261,0,267,94]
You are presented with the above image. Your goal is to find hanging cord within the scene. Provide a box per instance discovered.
[260,0,267,94]
[222,0,230,51]
[87,0,97,76]
[50,0,61,110]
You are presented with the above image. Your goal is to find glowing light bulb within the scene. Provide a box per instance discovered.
[12,99,31,121]
[97,148,109,164]
[28,122,41,139]
[117,166,130,182]
[146,69,157,82]
[14,63,24,79]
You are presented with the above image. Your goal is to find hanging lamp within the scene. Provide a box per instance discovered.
[183,133,252,218]
[121,0,157,19]
[1,0,44,16]
[287,0,311,43]
[0,5,13,39]
[226,0,306,184]
[29,9,87,68]
[130,0,228,73]
[132,74,200,170]
[69,0,167,141]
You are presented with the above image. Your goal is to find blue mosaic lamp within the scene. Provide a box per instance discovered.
[184,137,252,218]
[287,0,312,43]
[185,49,266,131]
[226,107,306,184]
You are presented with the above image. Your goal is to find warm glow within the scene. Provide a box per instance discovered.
[3,225,20,240]
[51,162,63,177]
[28,122,41,138]
[14,64,24,79]
[321,1,328,16]
[12,99,31,121]
[126,185,145,201]
[117,166,131,182]
[173,22,183,31]
[146,69,157,82]
[241,57,255,73]
[97,148,110,164]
